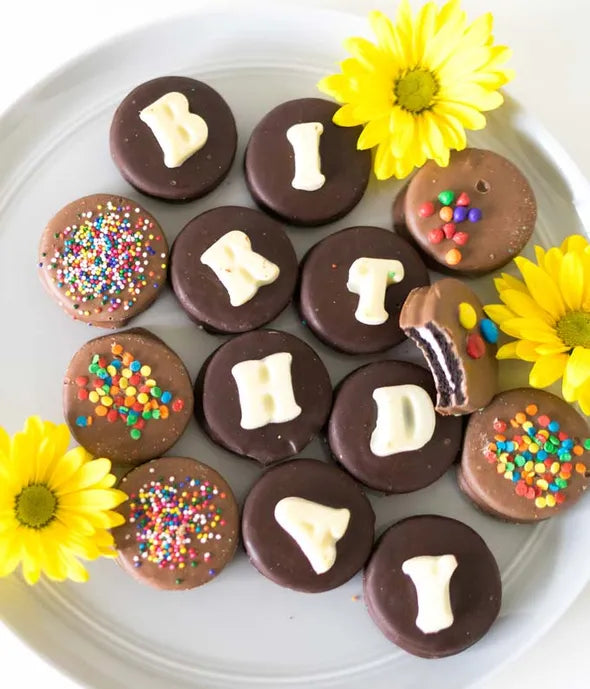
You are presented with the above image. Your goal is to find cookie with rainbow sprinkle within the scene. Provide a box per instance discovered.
[63,328,193,465]
[459,388,590,522]
[115,456,239,590]
[38,194,168,328]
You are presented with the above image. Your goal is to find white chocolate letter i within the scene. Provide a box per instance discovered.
[200,230,280,306]
[139,91,208,168]
[347,257,405,325]
[274,497,351,574]
[286,122,326,191]
[231,352,301,430]
[402,554,458,634]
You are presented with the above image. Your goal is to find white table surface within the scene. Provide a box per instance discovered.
[1,1,589,687]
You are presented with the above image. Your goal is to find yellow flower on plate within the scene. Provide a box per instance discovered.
[485,235,590,414]
[318,0,513,180]
[0,417,127,584]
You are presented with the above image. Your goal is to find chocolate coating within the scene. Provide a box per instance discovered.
[63,328,193,465]
[242,459,375,592]
[364,515,501,658]
[110,76,237,202]
[195,330,332,465]
[328,361,463,493]
[460,388,590,523]
[115,457,239,590]
[170,206,297,333]
[393,148,537,276]
[400,278,498,414]
[245,98,370,226]
[38,194,168,328]
[299,226,430,354]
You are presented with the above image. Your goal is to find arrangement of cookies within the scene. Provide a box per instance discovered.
[25,4,590,662]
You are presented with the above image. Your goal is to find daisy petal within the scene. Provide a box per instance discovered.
[564,346,590,388]
[484,304,514,324]
[333,104,364,127]
[499,289,555,325]
[515,340,541,362]
[357,116,391,150]
[529,354,569,389]
[514,256,566,320]
[496,342,519,359]
[559,252,584,311]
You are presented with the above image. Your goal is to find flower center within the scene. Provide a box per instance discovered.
[15,484,57,529]
[556,311,590,348]
[394,69,438,113]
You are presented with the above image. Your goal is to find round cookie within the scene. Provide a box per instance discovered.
[400,278,499,415]
[245,98,370,226]
[364,515,501,658]
[242,459,375,593]
[63,328,193,465]
[195,329,332,465]
[393,148,537,276]
[170,206,297,333]
[299,226,430,354]
[110,76,237,202]
[114,457,239,590]
[328,361,463,493]
[38,194,168,328]
[459,388,590,523]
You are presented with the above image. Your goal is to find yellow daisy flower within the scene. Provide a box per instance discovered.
[485,235,590,414]
[318,0,514,180]
[0,417,127,585]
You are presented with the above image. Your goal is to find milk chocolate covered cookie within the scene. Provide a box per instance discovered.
[64,328,193,465]
[195,330,332,465]
[170,206,297,333]
[299,226,429,354]
[115,457,239,590]
[459,388,590,522]
[242,459,375,592]
[393,148,537,276]
[110,76,237,201]
[400,278,498,414]
[364,515,501,658]
[245,98,370,226]
[38,194,168,328]
[328,361,463,493]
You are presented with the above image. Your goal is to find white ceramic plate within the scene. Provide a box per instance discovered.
[1,3,590,688]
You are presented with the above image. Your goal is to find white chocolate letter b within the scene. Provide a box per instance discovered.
[402,555,458,634]
[231,352,301,430]
[347,257,405,325]
[139,91,208,168]
[286,122,326,191]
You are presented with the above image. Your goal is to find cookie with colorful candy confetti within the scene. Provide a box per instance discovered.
[38,194,168,328]
[393,148,536,276]
[115,457,239,590]
[400,278,499,415]
[63,328,193,465]
[459,388,590,522]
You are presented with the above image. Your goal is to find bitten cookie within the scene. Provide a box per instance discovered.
[393,148,536,276]
[459,388,590,522]
[115,457,239,590]
[63,328,193,465]
[245,98,370,226]
[364,515,501,658]
[38,194,168,328]
[242,459,375,592]
[110,76,237,201]
[400,278,498,414]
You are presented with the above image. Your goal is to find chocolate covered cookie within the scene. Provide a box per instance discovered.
[38,194,168,328]
[110,76,237,202]
[459,388,590,523]
[400,278,498,414]
[393,148,536,276]
[299,226,430,354]
[115,457,239,590]
[364,515,501,658]
[64,328,193,465]
[328,361,463,493]
[242,459,375,592]
[245,98,370,226]
[170,206,297,333]
[195,329,332,465]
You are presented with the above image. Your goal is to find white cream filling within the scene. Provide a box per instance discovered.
[417,327,456,394]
